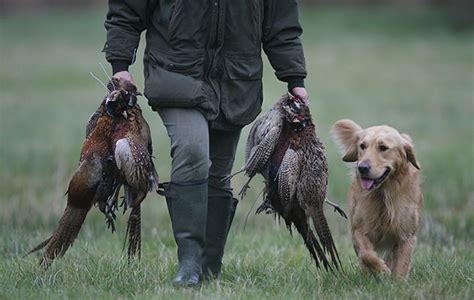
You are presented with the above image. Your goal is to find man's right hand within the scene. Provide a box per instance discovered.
[113,71,134,84]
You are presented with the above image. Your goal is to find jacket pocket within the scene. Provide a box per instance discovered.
[149,53,205,79]
[224,55,263,80]
[221,56,264,126]
[144,55,217,119]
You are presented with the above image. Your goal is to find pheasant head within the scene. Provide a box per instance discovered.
[105,78,142,117]
[280,93,313,131]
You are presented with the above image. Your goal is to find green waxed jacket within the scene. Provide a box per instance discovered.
[104,0,306,128]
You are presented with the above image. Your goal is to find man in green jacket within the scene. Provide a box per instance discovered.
[104,0,308,286]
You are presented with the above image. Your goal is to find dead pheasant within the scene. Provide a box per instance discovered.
[27,86,128,267]
[108,99,159,259]
[238,93,344,271]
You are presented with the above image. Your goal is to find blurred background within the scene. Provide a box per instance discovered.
[2,0,474,29]
[0,1,473,298]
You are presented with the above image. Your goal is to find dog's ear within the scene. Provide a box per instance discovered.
[331,119,363,162]
[401,133,421,169]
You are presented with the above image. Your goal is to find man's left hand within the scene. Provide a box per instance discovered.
[291,87,309,104]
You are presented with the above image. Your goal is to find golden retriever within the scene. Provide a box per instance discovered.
[331,119,423,279]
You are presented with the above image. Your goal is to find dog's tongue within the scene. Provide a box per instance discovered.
[361,178,375,190]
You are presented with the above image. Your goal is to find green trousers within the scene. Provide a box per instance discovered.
[158,108,241,279]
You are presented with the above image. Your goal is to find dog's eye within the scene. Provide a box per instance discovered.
[360,143,367,150]
[379,144,389,152]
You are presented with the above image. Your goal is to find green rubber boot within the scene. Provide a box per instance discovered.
[164,181,208,287]
[202,196,238,279]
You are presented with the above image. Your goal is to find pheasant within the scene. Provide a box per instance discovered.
[239,93,344,271]
[106,91,159,259]
[27,86,128,267]
[82,78,158,259]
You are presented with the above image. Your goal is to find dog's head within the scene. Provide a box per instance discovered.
[331,119,420,191]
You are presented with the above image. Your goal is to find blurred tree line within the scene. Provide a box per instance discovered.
[1,0,472,28]
[300,0,473,28]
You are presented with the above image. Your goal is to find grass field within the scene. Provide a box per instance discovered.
[1,7,473,299]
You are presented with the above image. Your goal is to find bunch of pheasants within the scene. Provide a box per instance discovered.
[27,78,158,267]
[235,93,346,271]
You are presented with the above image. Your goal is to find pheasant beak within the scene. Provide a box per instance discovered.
[286,92,304,113]
[105,91,121,117]
[287,99,302,114]
[123,90,141,108]
[290,101,301,113]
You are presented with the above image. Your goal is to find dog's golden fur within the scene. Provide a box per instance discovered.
[331,119,423,279]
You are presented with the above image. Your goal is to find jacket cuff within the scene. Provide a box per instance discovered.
[283,77,305,91]
[111,60,130,75]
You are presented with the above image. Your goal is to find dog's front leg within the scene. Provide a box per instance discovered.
[391,235,416,280]
[353,229,391,275]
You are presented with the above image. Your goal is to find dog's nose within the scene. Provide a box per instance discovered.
[358,163,371,175]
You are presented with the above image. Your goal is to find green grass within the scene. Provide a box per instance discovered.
[1,7,473,300]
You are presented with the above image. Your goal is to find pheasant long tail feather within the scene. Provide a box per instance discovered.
[28,205,90,268]
[126,205,141,260]
[311,207,342,271]
[291,213,331,271]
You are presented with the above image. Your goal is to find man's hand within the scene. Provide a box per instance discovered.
[290,87,309,104]
[113,71,135,84]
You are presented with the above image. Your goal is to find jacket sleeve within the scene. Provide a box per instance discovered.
[103,0,150,66]
[262,0,307,82]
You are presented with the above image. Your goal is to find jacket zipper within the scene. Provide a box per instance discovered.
[204,0,224,113]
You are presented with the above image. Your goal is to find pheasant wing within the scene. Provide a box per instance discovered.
[245,107,282,164]
[278,148,300,214]
[85,105,102,137]
[245,124,282,177]
[238,107,283,197]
